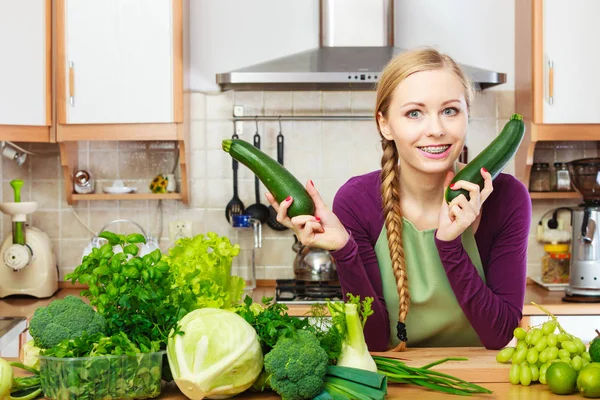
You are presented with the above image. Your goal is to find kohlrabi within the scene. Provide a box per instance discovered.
[167,308,263,399]
[327,294,377,372]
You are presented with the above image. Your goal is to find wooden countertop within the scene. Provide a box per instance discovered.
[1,281,599,321]
[7,348,577,399]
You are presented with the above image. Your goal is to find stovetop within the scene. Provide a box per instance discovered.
[275,279,343,304]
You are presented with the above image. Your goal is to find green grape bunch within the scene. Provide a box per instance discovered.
[495,302,591,386]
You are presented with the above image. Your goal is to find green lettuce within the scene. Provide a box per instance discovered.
[163,232,245,309]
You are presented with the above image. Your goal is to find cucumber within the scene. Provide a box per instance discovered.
[445,113,525,203]
[222,138,315,217]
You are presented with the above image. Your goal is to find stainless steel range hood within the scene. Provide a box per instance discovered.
[216,0,506,92]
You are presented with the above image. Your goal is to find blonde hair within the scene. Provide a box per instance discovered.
[375,47,474,351]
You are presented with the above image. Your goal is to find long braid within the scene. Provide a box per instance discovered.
[380,140,409,351]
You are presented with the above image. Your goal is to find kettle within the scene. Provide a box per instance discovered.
[292,235,337,281]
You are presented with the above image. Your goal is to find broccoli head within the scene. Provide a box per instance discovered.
[29,295,107,349]
[263,330,329,400]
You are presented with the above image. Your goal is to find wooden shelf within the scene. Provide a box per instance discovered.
[529,191,582,200]
[71,192,183,201]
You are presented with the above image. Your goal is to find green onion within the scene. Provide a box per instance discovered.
[373,356,493,396]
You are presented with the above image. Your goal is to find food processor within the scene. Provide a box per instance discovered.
[563,158,600,301]
[0,180,58,298]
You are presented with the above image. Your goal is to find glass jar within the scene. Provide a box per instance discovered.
[554,162,572,191]
[541,244,570,284]
[530,163,551,192]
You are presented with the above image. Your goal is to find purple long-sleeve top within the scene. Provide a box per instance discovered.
[330,170,532,351]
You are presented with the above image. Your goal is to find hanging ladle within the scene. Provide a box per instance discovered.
[267,118,289,231]
[244,119,270,224]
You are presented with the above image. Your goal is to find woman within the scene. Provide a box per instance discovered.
[266,47,531,352]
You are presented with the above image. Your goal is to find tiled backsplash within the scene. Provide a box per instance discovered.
[0,90,596,281]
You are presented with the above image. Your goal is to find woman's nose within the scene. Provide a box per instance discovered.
[426,117,445,137]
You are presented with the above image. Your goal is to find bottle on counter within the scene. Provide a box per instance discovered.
[554,162,573,191]
[541,243,570,284]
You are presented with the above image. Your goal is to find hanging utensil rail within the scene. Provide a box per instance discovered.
[232,114,374,121]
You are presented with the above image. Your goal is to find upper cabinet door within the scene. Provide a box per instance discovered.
[0,0,50,126]
[60,0,176,124]
[543,0,600,124]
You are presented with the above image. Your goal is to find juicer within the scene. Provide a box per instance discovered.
[563,158,600,300]
[0,180,58,298]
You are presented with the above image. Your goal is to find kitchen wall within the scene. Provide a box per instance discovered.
[3,88,596,282]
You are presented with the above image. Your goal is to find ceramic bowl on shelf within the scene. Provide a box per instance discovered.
[102,179,137,194]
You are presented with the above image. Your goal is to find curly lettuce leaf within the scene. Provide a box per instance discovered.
[163,232,245,309]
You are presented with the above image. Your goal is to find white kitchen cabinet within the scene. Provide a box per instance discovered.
[58,0,178,124]
[0,0,52,141]
[542,0,600,124]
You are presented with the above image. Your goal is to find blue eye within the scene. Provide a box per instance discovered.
[406,110,421,118]
[443,108,458,116]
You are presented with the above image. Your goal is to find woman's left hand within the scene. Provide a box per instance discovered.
[436,168,493,242]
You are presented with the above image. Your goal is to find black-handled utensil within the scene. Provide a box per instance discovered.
[267,121,289,231]
[225,133,245,223]
[244,124,270,224]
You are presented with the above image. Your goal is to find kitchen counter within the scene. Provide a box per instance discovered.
[6,347,577,399]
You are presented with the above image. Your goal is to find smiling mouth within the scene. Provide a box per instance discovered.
[418,145,451,154]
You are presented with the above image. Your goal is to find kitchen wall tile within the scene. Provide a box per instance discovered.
[206,121,232,149]
[118,200,148,209]
[90,210,120,235]
[205,91,233,120]
[148,150,177,177]
[190,179,207,208]
[32,211,60,239]
[323,92,352,115]
[32,181,59,210]
[60,209,93,240]
[118,151,148,180]
[527,263,542,280]
[350,91,376,114]
[60,239,89,270]
[202,209,236,239]
[205,149,231,179]
[189,150,206,179]
[234,92,264,116]
[2,157,30,181]
[264,92,293,116]
[496,91,516,120]
[293,91,322,115]
[471,90,497,120]
[256,237,296,267]
[90,151,119,181]
[190,92,206,121]
[321,121,352,179]
[264,266,295,280]
[206,178,235,208]
[189,120,206,151]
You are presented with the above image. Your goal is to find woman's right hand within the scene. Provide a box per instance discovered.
[265,180,349,251]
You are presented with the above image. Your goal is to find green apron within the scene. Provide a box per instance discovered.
[375,218,486,348]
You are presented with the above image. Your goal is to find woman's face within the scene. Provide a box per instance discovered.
[378,68,469,175]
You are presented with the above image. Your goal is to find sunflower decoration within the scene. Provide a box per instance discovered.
[150,174,168,193]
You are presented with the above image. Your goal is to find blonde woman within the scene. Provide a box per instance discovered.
[266,47,531,352]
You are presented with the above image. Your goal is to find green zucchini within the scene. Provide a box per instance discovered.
[445,113,525,203]
[222,138,315,217]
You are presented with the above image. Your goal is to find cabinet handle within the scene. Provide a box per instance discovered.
[69,61,75,106]
[548,60,554,105]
